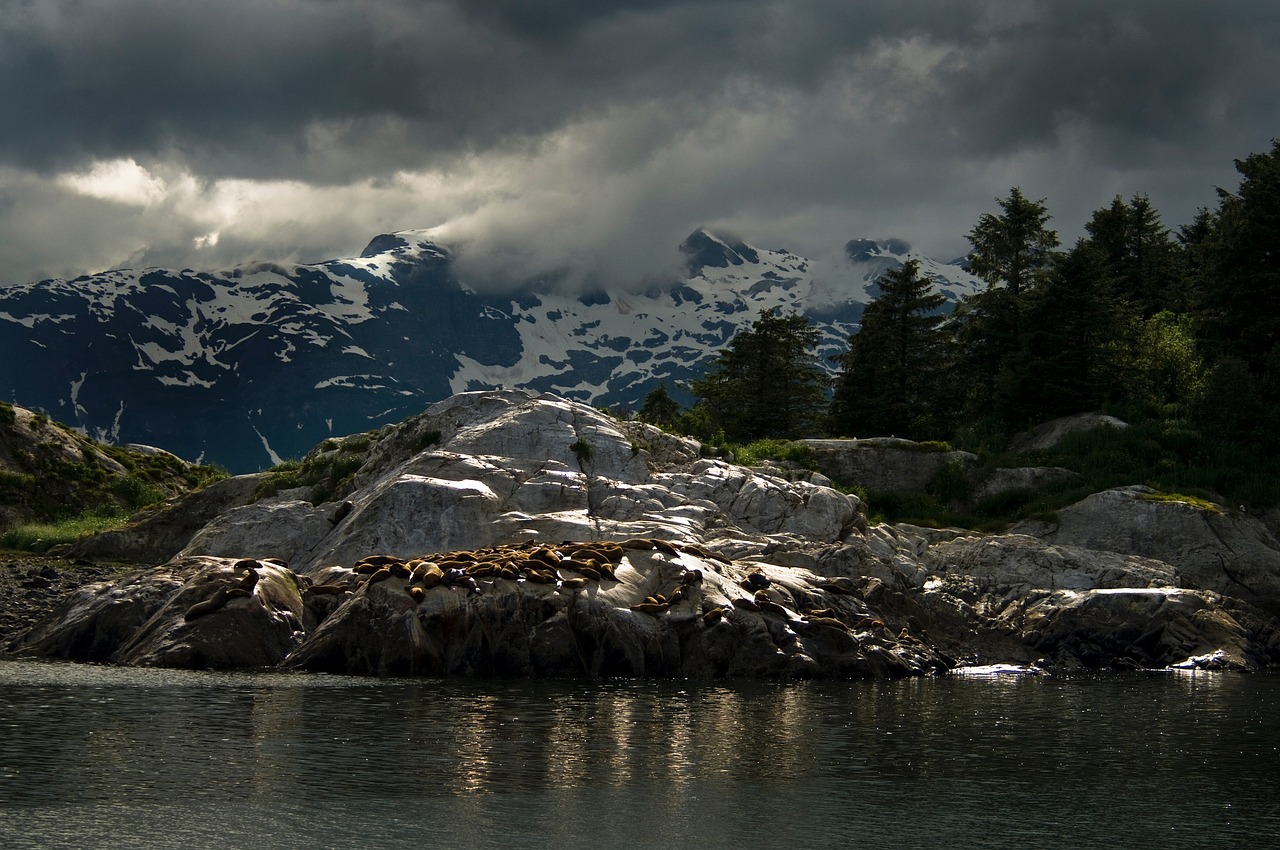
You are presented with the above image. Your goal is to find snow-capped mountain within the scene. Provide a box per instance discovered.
[0,229,982,472]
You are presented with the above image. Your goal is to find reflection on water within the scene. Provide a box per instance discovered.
[1,661,1278,849]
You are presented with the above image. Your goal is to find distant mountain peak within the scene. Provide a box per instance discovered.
[844,238,913,263]
[680,228,761,275]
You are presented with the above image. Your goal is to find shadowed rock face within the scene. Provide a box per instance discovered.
[10,391,1280,676]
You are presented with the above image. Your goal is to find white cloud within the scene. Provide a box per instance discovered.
[56,158,168,207]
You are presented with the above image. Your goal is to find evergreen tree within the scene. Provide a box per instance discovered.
[832,259,947,438]
[1196,139,1280,376]
[1081,194,1186,316]
[966,187,1060,297]
[949,188,1059,426]
[638,383,681,429]
[688,309,829,442]
[1016,242,1132,420]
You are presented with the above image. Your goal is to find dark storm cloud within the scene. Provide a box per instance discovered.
[1,0,1278,287]
[0,0,961,179]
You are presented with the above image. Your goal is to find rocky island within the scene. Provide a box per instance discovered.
[5,390,1280,676]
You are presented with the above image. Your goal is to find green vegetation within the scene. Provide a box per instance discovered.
[0,408,227,545]
[729,438,817,470]
[253,434,375,503]
[570,438,594,465]
[0,510,131,553]
[656,140,1280,527]
[685,308,829,442]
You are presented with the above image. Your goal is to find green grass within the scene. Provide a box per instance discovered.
[0,511,131,553]
[729,438,817,469]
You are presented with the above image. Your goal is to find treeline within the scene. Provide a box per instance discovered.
[640,140,1280,507]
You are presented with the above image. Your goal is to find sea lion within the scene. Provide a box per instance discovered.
[702,606,725,625]
[619,537,655,550]
[741,572,770,591]
[650,538,680,556]
[816,576,857,595]
[356,554,401,568]
[559,577,589,590]
[562,560,602,580]
[755,597,791,618]
[630,601,670,615]
[329,501,354,525]
[680,569,703,586]
[225,587,253,601]
[184,586,228,621]
[236,569,260,592]
[260,557,289,568]
[732,597,761,612]
[233,558,261,571]
[804,607,840,620]
[407,586,426,603]
[596,543,625,563]
[366,567,393,584]
[531,548,561,567]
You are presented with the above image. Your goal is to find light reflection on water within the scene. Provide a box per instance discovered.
[1,660,1278,849]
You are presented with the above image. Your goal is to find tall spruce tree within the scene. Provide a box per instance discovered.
[688,309,829,441]
[1196,140,1280,376]
[950,188,1059,426]
[1081,194,1186,316]
[832,259,947,438]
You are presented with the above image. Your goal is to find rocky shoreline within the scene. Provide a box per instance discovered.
[5,390,1280,677]
[0,554,128,646]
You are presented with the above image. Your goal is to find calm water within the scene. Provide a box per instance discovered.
[1,661,1277,850]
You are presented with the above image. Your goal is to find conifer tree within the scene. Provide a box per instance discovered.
[832,259,947,438]
[949,188,1059,426]
[638,382,681,429]
[688,309,828,442]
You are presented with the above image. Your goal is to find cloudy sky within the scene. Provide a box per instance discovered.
[2,0,1277,290]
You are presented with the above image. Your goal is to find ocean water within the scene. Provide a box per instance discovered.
[1,660,1277,849]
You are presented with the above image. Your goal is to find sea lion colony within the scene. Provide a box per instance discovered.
[180,538,887,639]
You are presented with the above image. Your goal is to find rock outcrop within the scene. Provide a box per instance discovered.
[7,391,1280,676]
[800,437,977,493]
[1015,486,1280,614]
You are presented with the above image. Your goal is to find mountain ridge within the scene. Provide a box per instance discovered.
[0,228,982,472]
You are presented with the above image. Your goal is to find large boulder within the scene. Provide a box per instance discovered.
[1008,412,1129,453]
[178,391,864,571]
[1015,486,1280,613]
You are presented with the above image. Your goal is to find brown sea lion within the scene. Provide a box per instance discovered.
[183,586,228,621]
[407,586,426,603]
[630,601,670,615]
[650,538,680,556]
[225,587,253,601]
[236,569,260,592]
[366,567,393,584]
[702,606,725,625]
[732,597,761,612]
